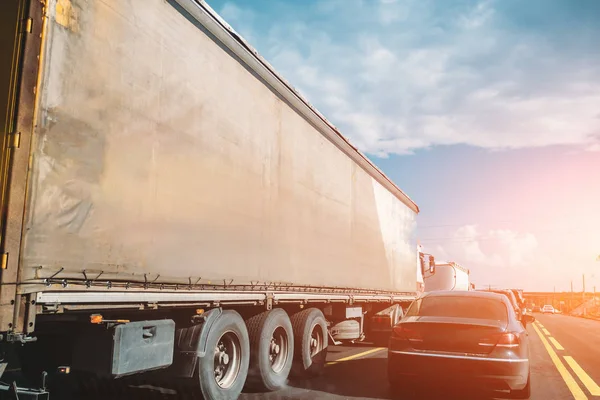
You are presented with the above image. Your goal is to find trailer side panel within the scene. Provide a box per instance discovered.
[19,0,417,293]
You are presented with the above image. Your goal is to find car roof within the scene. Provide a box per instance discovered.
[481,289,518,300]
[421,290,507,301]
[416,291,516,320]
[473,289,520,307]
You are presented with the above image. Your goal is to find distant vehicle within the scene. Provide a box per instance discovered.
[417,246,436,293]
[542,305,555,314]
[388,291,534,398]
[479,289,523,319]
[424,261,471,292]
[509,289,526,308]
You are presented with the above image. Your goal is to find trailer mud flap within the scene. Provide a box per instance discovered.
[169,308,223,378]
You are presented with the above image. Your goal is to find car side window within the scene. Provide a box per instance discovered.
[404,299,421,317]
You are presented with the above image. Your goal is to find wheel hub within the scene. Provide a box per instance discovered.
[213,331,242,389]
[309,324,323,357]
[310,338,318,349]
[269,326,289,373]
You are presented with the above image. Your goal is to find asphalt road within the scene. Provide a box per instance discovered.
[66,314,599,399]
[238,315,597,400]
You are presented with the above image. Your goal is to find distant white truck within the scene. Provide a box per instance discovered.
[424,261,472,292]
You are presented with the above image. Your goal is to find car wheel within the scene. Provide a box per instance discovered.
[511,373,531,399]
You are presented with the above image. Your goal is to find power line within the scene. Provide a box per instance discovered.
[418,221,518,229]
[418,228,587,243]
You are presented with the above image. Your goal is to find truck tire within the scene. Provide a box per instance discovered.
[290,308,328,378]
[244,309,294,391]
[197,310,250,400]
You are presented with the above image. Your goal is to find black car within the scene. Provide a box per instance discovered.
[388,290,535,398]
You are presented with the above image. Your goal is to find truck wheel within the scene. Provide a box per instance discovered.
[290,308,328,378]
[244,309,294,391]
[197,310,250,400]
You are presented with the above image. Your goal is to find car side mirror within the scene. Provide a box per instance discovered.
[522,314,535,325]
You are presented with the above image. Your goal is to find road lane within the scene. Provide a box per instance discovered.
[531,322,586,399]
[563,357,600,396]
[326,346,386,366]
[535,314,600,398]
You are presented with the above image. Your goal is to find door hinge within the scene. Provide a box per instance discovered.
[23,18,33,34]
[9,132,20,149]
[1,253,7,270]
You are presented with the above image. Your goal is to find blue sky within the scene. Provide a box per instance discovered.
[207,0,600,291]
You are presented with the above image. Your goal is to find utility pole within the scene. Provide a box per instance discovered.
[583,274,587,317]
[571,280,573,312]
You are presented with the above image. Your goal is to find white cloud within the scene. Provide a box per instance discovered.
[586,143,600,152]
[378,0,411,25]
[212,0,600,157]
[219,2,242,21]
[490,229,538,266]
[459,0,496,30]
[428,225,538,287]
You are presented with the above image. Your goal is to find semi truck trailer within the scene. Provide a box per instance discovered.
[424,261,471,292]
[0,0,420,398]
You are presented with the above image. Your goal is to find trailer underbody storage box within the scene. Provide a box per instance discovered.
[72,320,176,377]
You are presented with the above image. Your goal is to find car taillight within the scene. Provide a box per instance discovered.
[373,316,390,326]
[496,332,519,348]
[479,332,519,348]
[392,325,423,343]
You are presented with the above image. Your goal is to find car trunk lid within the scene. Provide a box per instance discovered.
[398,316,507,355]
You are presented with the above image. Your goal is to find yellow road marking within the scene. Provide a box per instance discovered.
[564,356,600,396]
[532,324,587,399]
[536,321,545,328]
[549,337,564,351]
[326,347,385,366]
[542,328,551,336]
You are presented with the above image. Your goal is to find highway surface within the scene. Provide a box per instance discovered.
[70,314,599,399]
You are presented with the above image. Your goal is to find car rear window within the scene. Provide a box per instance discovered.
[405,296,508,321]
